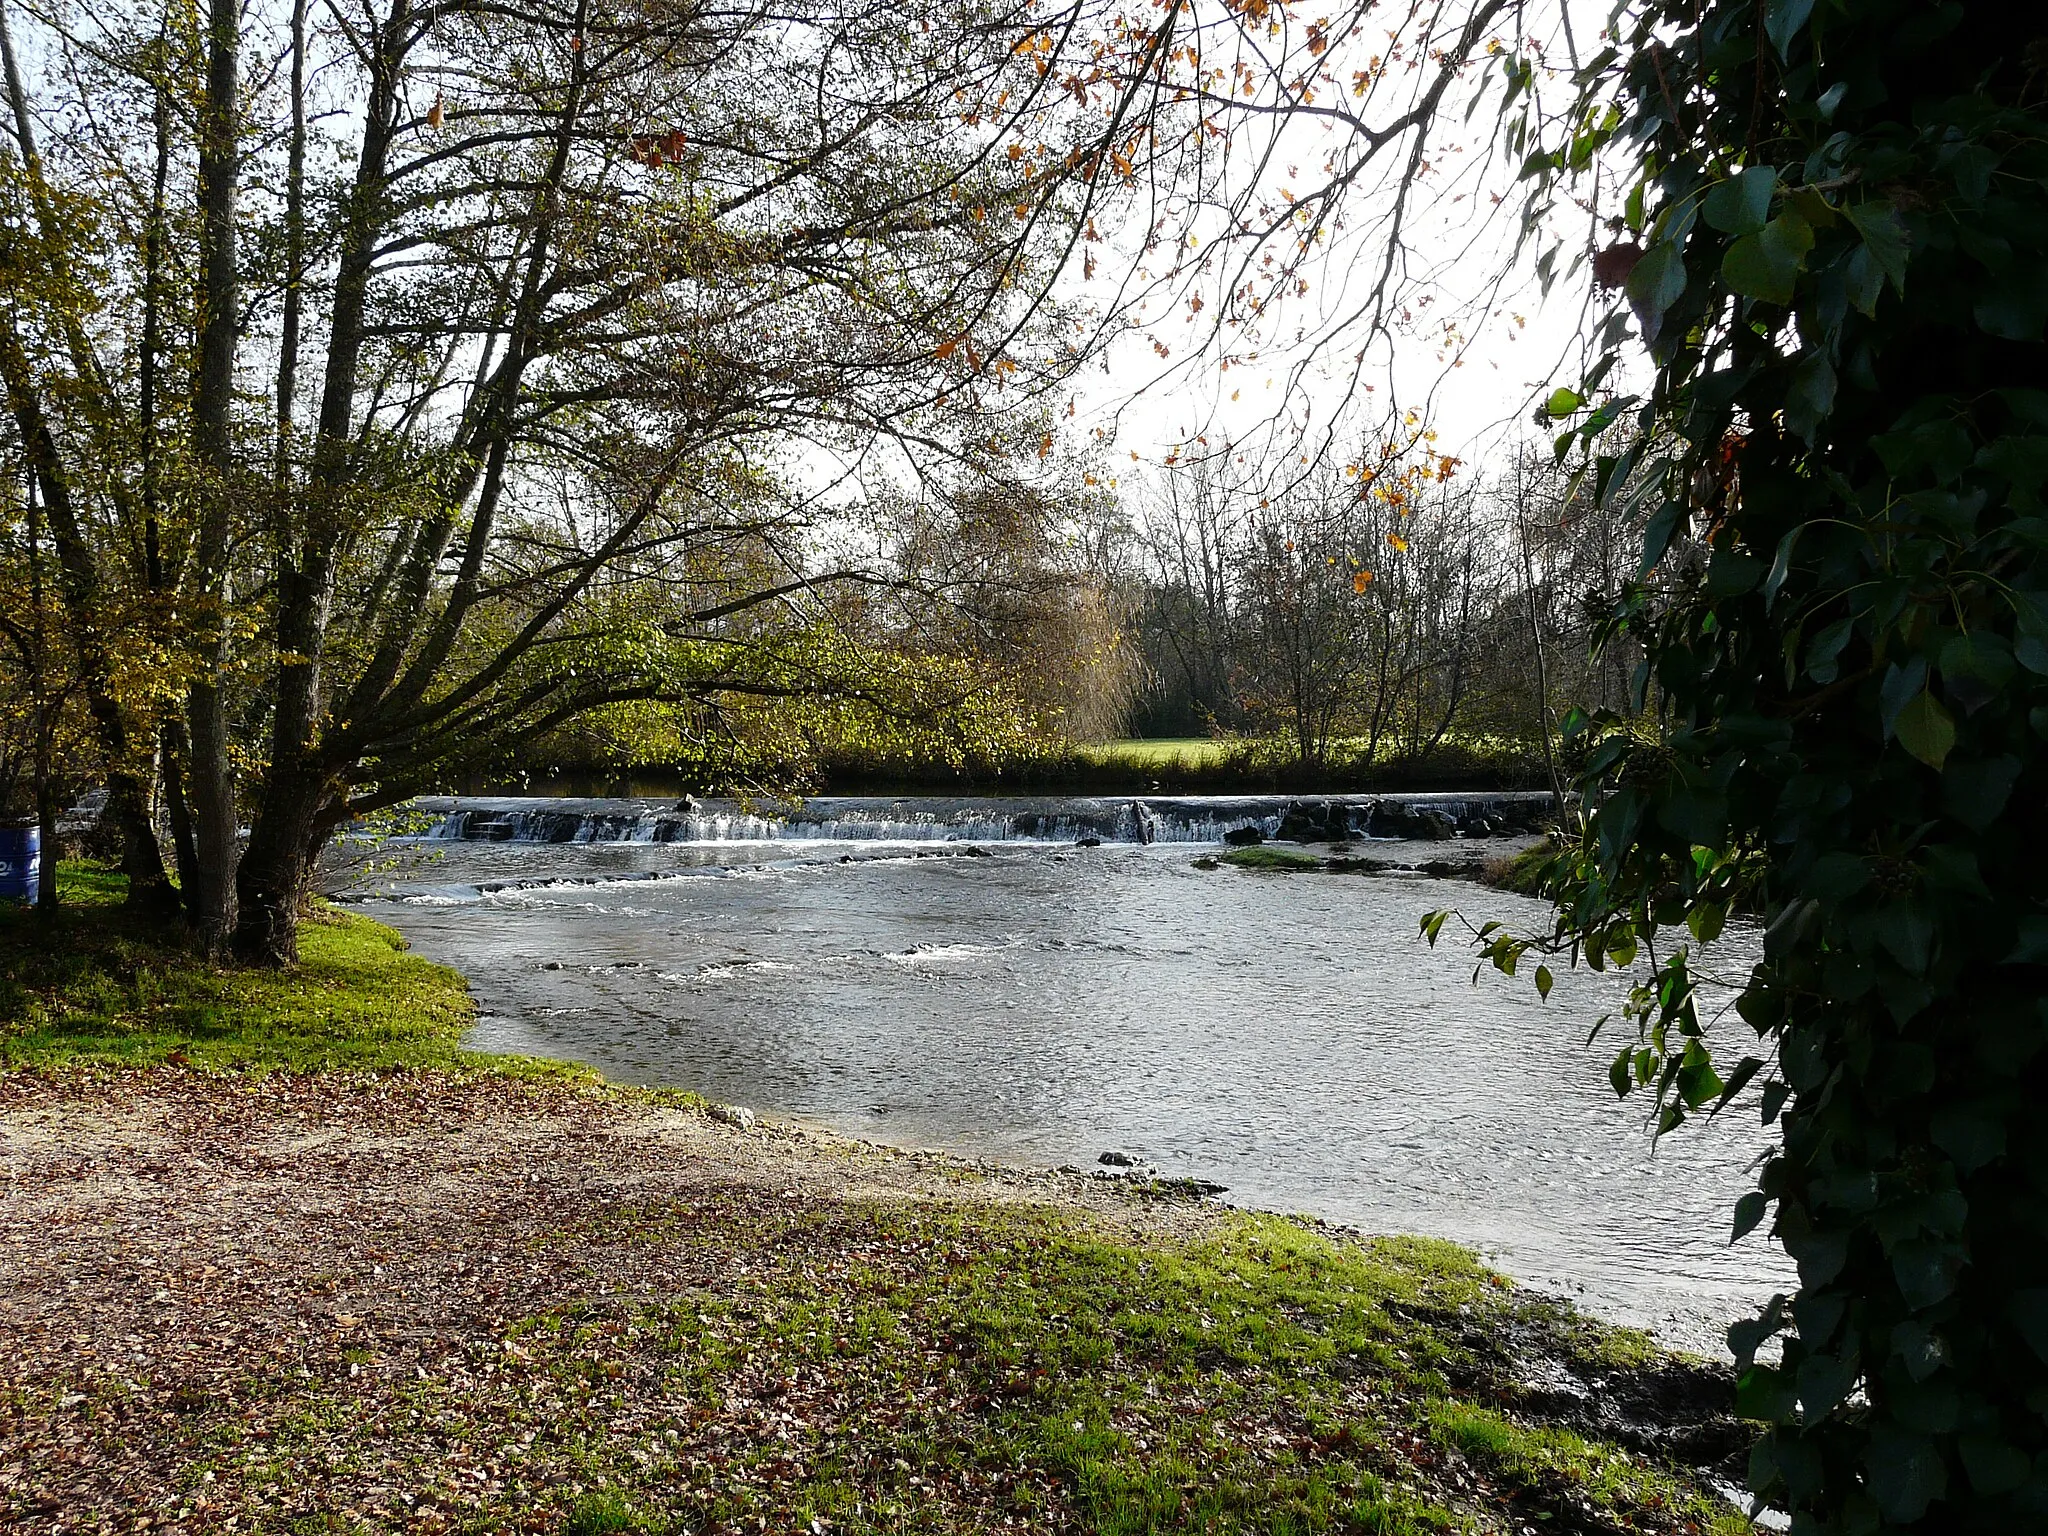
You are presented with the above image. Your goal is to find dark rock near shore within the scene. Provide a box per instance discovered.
[1097,1150,1140,1167]
[1366,803,1456,840]
[1155,1176,1229,1198]
[1222,826,1265,847]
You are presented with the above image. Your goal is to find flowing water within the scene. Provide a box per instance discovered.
[353,794,1790,1353]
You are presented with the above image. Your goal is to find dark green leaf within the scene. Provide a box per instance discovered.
[1727,1295,1787,1369]
[1889,1239,1963,1309]
[2009,1289,2048,1364]
[1843,244,1884,317]
[1872,903,1935,975]
[1764,0,1815,58]
[1723,210,1814,306]
[1763,526,1802,609]
[1713,1056,1766,1115]
[1797,1350,1860,1417]
[1807,852,1870,901]
[1929,1104,2006,1173]
[1942,755,2021,831]
[1892,689,1957,770]
[1761,1080,1791,1123]
[1703,165,1777,235]
[1804,616,1854,682]
[1735,1363,1797,1422]
[1973,270,2048,342]
[1624,242,1687,335]
[1785,354,1836,442]
[1958,1437,2031,1496]
[2004,914,2048,965]
[1705,550,1764,596]
[1732,1189,1769,1241]
[1843,200,1910,294]
[1636,498,1685,576]
[1889,1319,1946,1380]
[1865,1426,1947,1523]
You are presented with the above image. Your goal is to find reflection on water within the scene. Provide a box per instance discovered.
[361,834,1788,1352]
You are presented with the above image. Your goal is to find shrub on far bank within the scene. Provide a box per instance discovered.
[526,733,1552,800]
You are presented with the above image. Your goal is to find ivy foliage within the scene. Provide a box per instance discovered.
[1435,2,2048,1530]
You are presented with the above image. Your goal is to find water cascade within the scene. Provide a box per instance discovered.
[402,792,1556,847]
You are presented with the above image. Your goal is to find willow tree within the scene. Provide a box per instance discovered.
[1431,1,2048,1528]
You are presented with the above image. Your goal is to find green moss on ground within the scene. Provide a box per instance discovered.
[1477,839,1555,897]
[88,1191,1746,1534]
[0,863,581,1078]
[1219,845,1326,871]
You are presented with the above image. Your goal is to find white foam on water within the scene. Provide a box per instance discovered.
[882,939,1021,969]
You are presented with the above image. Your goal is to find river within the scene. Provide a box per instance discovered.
[352,793,1790,1354]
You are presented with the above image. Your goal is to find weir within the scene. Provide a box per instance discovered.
[403,791,1557,847]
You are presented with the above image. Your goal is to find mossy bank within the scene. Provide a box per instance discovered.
[0,868,1754,1535]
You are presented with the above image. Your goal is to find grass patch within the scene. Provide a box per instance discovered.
[1478,838,1555,897]
[1429,1404,1750,1535]
[562,1490,646,1535]
[162,1201,1744,1533]
[1220,845,1325,871]
[0,862,584,1078]
[1078,737,1236,770]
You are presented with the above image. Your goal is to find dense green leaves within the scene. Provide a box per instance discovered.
[1496,1,2048,1530]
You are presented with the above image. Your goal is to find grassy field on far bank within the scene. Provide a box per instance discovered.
[1078,738,1237,770]
[1,865,1752,1535]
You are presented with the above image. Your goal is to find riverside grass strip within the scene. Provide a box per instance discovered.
[0,872,1752,1535]
[0,866,580,1079]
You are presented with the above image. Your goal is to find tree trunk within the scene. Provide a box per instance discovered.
[159,717,201,917]
[233,765,337,965]
[185,0,243,953]
[24,469,55,911]
[1516,483,1567,825]
[34,750,56,911]
[274,0,306,481]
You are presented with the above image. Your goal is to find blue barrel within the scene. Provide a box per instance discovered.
[0,824,40,904]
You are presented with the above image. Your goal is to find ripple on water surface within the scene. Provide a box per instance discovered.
[362,835,1789,1352]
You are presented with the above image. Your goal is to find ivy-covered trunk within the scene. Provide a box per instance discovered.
[1454,2,2048,1529]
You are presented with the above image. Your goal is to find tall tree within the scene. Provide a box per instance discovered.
[1,0,1175,960]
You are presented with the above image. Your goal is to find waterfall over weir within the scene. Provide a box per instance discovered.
[404,791,1555,847]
